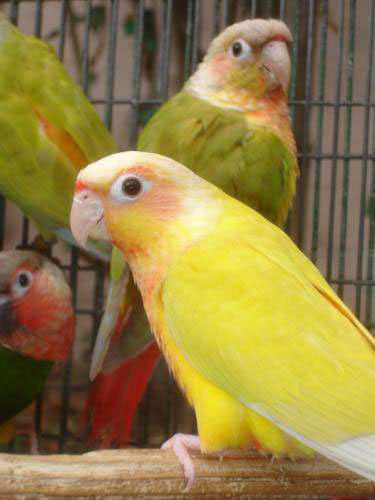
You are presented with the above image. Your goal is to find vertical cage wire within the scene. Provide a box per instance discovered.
[0,0,374,453]
[297,0,315,248]
[311,0,328,264]
[355,0,374,317]
[326,0,345,283]
[337,0,356,298]
[103,0,118,130]
[128,0,145,150]
[288,1,301,130]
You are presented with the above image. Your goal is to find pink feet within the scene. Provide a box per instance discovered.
[161,433,201,491]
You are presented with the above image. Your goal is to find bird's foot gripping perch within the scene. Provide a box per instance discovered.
[161,433,201,492]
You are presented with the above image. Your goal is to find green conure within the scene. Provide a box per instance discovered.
[0,251,75,451]
[0,15,116,259]
[86,18,299,448]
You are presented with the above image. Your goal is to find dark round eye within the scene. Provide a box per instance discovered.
[231,41,243,57]
[13,270,33,298]
[17,273,30,288]
[122,177,142,197]
[229,39,252,60]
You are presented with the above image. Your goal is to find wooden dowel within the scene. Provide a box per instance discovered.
[0,449,374,498]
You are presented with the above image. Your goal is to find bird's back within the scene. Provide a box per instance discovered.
[160,199,375,450]
[138,90,297,226]
[0,16,116,240]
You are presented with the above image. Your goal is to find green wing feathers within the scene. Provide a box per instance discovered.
[0,16,116,237]
[139,90,298,226]
[0,346,53,425]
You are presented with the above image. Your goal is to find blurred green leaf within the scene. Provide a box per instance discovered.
[71,13,85,23]
[87,70,97,89]
[90,5,106,32]
[139,106,160,126]
[143,8,156,54]
[123,15,135,36]
[367,195,375,223]
[122,9,156,54]
[44,29,60,41]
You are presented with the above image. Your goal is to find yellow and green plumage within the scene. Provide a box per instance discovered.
[71,151,375,488]
[87,19,299,448]
[0,15,116,258]
[138,89,296,226]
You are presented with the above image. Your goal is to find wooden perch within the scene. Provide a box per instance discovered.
[0,449,374,498]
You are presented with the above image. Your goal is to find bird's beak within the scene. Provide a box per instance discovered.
[70,189,110,249]
[261,40,291,93]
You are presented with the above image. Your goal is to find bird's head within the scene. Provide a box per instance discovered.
[0,251,75,361]
[186,18,292,105]
[70,152,220,286]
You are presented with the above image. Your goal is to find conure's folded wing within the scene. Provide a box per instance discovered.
[0,346,53,425]
[101,281,156,375]
[85,276,160,447]
[0,15,115,258]
[90,247,129,380]
[139,91,298,226]
[162,207,375,479]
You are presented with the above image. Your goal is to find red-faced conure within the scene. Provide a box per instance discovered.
[0,250,75,451]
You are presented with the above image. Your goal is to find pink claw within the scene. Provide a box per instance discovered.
[161,433,201,491]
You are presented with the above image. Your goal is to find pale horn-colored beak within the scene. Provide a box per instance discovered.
[261,40,291,93]
[70,189,110,249]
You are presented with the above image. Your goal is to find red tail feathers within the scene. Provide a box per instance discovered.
[84,341,161,448]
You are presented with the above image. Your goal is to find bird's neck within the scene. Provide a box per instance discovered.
[186,72,291,131]
[116,194,222,310]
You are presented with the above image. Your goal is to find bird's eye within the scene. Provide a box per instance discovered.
[122,177,142,197]
[110,174,151,203]
[229,39,252,60]
[12,270,33,298]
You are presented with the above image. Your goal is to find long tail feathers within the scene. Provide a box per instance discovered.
[84,341,161,448]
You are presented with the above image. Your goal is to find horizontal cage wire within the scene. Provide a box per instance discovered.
[0,0,373,457]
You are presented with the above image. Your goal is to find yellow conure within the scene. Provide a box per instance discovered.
[71,151,375,490]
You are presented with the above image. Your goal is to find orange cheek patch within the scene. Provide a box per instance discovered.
[211,53,234,79]
[16,286,55,333]
[143,187,180,220]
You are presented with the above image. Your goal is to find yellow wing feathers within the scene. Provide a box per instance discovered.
[161,202,375,451]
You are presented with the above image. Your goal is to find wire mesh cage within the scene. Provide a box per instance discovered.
[0,0,374,461]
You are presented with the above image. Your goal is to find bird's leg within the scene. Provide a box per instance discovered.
[161,433,201,491]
